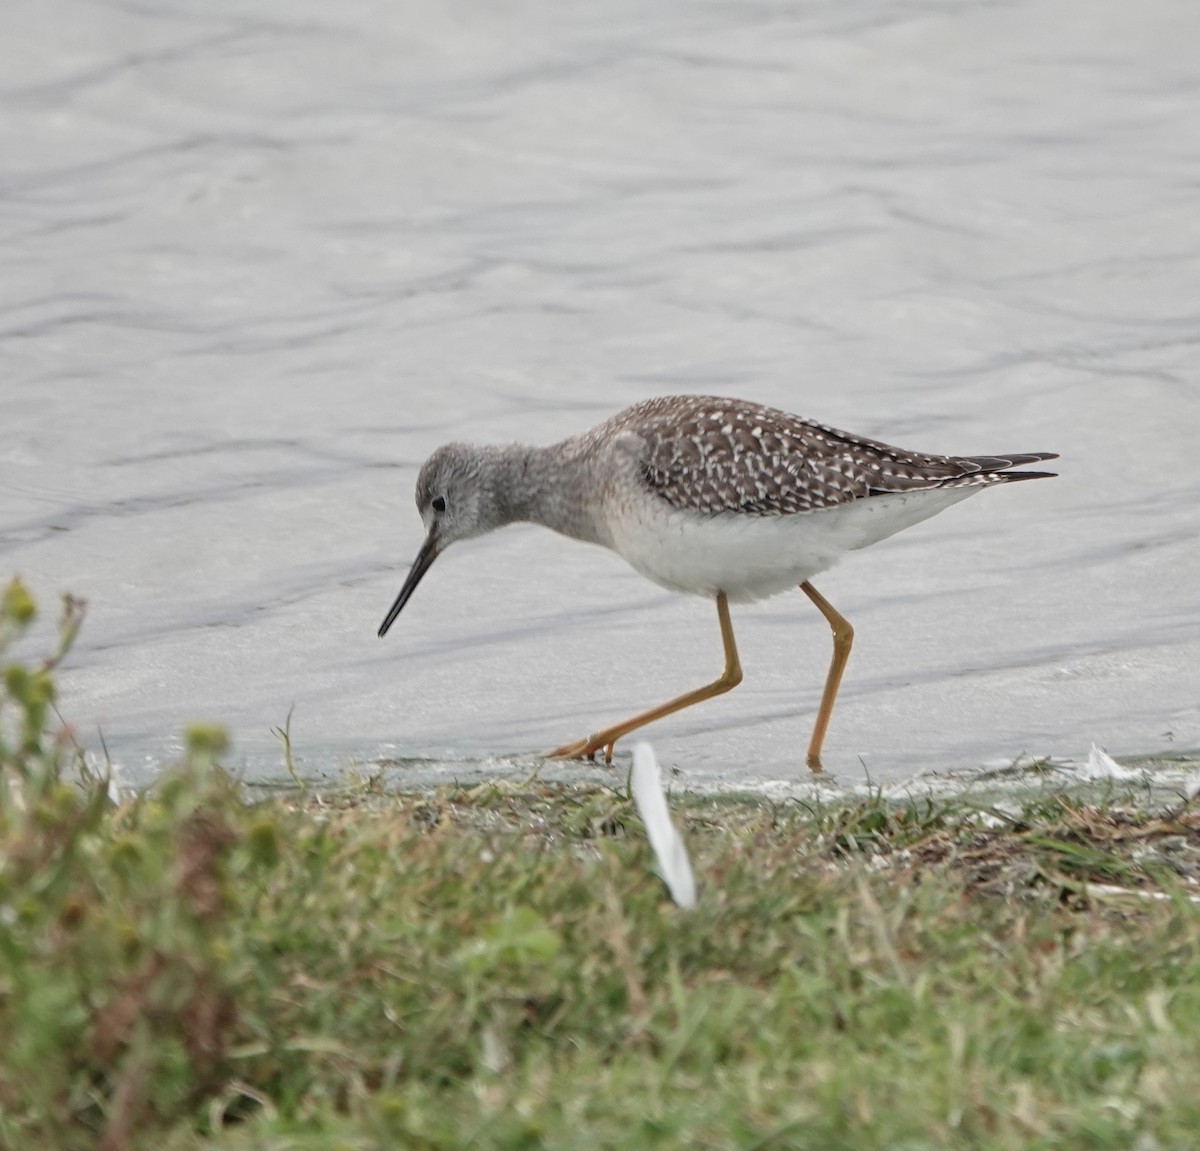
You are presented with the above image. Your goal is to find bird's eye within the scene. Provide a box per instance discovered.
[432,495,447,513]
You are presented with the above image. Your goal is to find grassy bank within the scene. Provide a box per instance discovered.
[3,582,1200,1150]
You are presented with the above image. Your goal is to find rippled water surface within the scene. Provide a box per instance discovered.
[4,0,1199,792]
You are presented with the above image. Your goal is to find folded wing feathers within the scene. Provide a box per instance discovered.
[616,395,1058,516]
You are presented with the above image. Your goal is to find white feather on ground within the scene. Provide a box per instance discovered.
[1080,743,1143,781]
[631,742,697,909]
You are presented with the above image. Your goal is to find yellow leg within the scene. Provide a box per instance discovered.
[548,591,744,763]
[800,580,854,773]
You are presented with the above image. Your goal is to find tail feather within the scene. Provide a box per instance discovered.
[964,451,1059,472]
[987,468,1058,483]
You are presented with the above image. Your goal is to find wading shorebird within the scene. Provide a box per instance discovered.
[378,395,1056,770]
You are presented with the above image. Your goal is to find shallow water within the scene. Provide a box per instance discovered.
[3,0,1199,793]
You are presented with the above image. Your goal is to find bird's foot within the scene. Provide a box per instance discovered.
[806,751,825,774]
[546,734,617,764]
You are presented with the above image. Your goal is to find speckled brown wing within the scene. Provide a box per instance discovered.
[606,395,1057,518]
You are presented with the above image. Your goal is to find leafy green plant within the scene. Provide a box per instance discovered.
[1,577,86,782]
[0,581,276,1150]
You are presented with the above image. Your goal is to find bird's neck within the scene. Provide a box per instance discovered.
[483,442,610,546]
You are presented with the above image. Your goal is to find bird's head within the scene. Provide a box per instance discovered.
[377,443,498,637]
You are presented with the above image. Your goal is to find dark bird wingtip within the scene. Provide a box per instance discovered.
[1001,468,1058,482]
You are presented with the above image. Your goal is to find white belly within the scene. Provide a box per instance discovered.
[605,487,978,602]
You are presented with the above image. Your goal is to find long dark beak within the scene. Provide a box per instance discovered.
[378,534,440,637]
